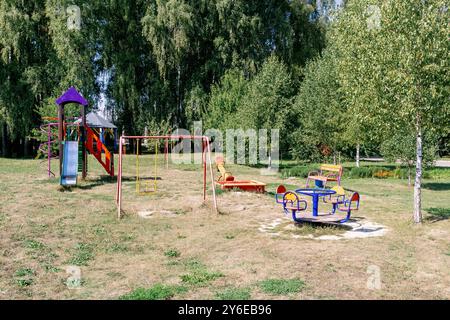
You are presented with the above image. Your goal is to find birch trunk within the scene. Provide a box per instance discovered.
[413,118,423,223]
[356,143,360,167]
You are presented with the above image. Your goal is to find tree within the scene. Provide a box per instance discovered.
[204,69,248,131]
[291,49,345,162]
[380,130,437,186]
[330,0,450,223]
[238,55,296,162]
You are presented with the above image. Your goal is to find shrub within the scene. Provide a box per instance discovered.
[346,167,374,178]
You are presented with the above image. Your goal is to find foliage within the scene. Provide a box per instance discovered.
[291,49,345,160]
[1,0,331,156]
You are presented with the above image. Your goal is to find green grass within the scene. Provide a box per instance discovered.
[215,287,251,300]
[67,243,94,266]
[23,239,45,250]
[180,270,224,286]
[119,284,188,300]
[15,268,35,287]
[425,207,450,221]
[180,259,224,286]
[258,278,305,295]
[164,249,181,258]
[106,243,129,253]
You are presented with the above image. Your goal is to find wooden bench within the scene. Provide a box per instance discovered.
[306,164,343,188]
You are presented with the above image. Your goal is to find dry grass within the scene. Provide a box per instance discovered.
[0,155,449,299]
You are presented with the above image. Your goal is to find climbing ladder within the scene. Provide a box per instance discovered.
[85,125,114,176]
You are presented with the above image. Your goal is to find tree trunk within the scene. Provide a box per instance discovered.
[356,143,360,167]
[413,118,423,223]
[24,137,29,158]
[408,165,411,187]
[2,123,8,157]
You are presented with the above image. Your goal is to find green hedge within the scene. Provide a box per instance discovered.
[280,165,432,180]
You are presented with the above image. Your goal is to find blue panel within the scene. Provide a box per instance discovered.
[61,141,79,186]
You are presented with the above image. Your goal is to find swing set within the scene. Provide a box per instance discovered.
[135,138,158,194]
[115,135,218,219]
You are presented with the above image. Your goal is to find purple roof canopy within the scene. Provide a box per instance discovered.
[55,86,88,106]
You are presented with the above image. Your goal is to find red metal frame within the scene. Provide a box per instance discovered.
[115,135,218,219]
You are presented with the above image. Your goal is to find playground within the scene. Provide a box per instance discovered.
[1,154,449,300]
[0,1,448,303]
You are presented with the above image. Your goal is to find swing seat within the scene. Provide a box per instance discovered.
[136,138,159,195]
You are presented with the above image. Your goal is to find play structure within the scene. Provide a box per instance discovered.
[53,87,115,185]
[306,164,343,188]
[276,167,360,224]
[115,135,218,219]
[214,156,266,193]
[38,116,78,177]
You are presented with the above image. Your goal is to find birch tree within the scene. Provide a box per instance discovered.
[331,0,449,223]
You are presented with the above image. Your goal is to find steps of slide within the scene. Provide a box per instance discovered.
[78,141,83,172]
[85,125,114,176]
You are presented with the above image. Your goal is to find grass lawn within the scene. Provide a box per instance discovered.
[0,155,449,299]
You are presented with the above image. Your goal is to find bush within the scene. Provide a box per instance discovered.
[346,166,374,178]
[280,164,437,180]
[280,166,316,178]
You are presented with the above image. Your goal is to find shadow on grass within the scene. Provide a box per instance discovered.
[423,182,450,191]
[425,208,450,222]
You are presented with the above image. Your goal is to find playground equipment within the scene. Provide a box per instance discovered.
[60,141,79,185]
[136,139,158,194]
[37,117,79,177]
[115,135,218,219]
[322,185,346,212]
[275,185,308,219]
[275,184,360,224]
[214,156,266,193]
[322,187,360,223]
[55,87,114,186]
[306,164,343,188]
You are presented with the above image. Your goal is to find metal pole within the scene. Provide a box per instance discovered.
[206,138,218,212]
[81,104,87,179]
[58,104,64,176]
[165,138,169,169]
[117,136,123,219]
[203,139,206,201]
[47,124,51,178]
